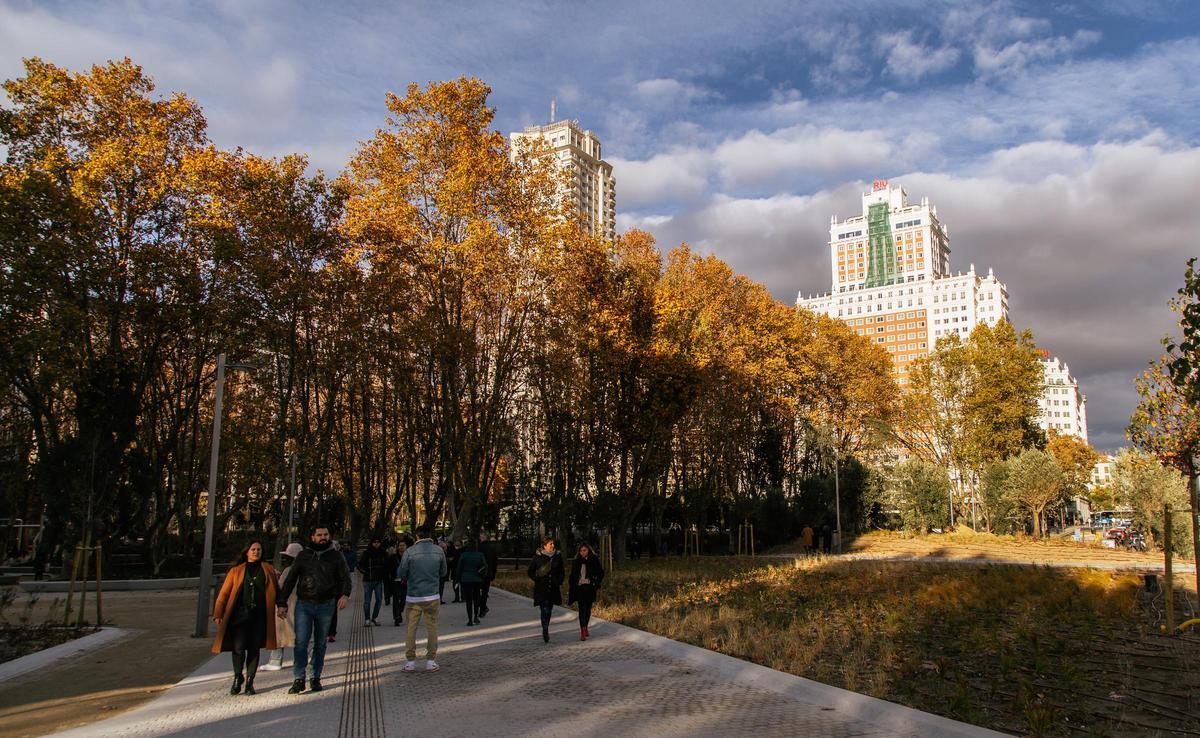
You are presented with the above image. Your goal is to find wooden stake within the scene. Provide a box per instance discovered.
[63,544,82,627]
[1164,504,1174,635]
[94,543,103,628]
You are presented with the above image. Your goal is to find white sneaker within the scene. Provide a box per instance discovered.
[402,661,417,673]
[260,663,282,671]
[425,660,440,672]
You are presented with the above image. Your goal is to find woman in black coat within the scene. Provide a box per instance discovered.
[527,538,564,643]
[567,543,604,641]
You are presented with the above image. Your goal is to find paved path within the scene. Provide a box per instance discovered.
[53,584,1008,738]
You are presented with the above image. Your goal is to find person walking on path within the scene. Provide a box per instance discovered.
[212,541,279,696]
[386,538,409,626]
[445,539,462,603]
[456,541,488,626]
[527,538,564,643]
[262,542,301,671]
[398,526,448,673]
[568,542,605,641]
[357,535,389,626]
[278,525,352,695]
[477,532,499,618]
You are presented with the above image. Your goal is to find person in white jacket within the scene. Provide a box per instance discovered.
[261,542,301,670]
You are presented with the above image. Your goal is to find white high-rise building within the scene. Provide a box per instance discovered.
[797,180,1008,383]
[1037,354,1089,443]
[510,119,616,240]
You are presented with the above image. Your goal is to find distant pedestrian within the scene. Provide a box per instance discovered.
[262,542,302,671]
[386,539,409,626]
[527,538,564,643]
[456,540,488,626]
[357,535,389,626]
[398,525,448,673]
[278,525,351,695]
[629,536,641,560]
[568,542,605,641]
[821,524,832,554]
[212,541,280,696]
[445,540,462,603]
[477,532,499,618]
[801,524,814,554]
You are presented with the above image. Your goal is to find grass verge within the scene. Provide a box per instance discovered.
[496,556,1200,736]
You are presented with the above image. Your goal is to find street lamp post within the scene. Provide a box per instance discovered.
[193,353,255,639]
[286,452,297,545]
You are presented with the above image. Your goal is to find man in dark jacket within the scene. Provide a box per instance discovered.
[278,525,351,695]
[477,531,499,617]
[357,535,389,626]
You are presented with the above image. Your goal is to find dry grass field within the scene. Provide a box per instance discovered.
[496,555,1200,736]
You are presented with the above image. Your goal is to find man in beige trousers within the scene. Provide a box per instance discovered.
[396,525,448,672]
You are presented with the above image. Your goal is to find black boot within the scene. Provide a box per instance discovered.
[287,679,305,694]
[230,675,244,695]
[310,678,323,692]
[244,679,256,696]
[542,626,550,643]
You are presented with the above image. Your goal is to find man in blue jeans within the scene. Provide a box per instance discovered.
[278,525,351,694]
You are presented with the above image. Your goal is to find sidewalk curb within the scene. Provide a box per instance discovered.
[491,587,1010,738]
[0,627,130,684]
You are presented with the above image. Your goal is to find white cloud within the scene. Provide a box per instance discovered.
[879,31,960,83]
[632,77,713,106]
[714,125,895,189]
[609,150,711,209]
[973,29,1102,77]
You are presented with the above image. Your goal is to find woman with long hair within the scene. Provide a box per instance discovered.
[526,538,563,643]
[212,540,280,695]
[568,542,604,641]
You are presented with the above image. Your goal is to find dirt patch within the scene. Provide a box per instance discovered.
[0,589,212,738]
[0,627,88,665]
[775,529,1196,571]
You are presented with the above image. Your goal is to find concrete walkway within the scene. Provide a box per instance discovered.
[53,584,1009,738]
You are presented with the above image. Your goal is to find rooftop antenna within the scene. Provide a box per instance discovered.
[550,99,556,123]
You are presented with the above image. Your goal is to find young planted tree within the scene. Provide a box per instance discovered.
[1108,448,1191,555]
[889,459,951,533]
[1004,449,1065,537]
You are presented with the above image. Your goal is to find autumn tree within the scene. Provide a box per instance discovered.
[1129,257,1200,567]
[0,58,210,559]
[343,77,561,539]
[899,320,1043,530]
[1045,430,1099,516]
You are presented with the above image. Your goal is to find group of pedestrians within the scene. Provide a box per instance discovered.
[211,525,606,691]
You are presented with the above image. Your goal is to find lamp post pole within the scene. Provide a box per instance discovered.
[287,453,298,545]
[193,354,255,639]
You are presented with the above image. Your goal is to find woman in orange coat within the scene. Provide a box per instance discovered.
[212,540,279,695]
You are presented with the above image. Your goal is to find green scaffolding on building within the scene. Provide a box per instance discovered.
[864,201,901,288]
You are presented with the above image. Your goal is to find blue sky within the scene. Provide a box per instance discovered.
[3,0,1199,451]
